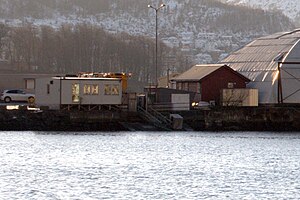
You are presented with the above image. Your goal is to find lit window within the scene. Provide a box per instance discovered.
[84,85,91,95]
[92,85,99,95]
[84,84,99,95]
[104,85,111,95]
[111,85,119,95]
[104,84,120,95]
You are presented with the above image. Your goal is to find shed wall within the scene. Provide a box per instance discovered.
[35,78,61,109]
[0,73,55,93]
[280,40,300,103]
[201,67,247,103]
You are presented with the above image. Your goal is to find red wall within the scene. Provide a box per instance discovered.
[201,67,247,103]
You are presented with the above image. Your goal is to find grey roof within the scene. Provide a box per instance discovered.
[220,29,300,104]
[172,64,226,81]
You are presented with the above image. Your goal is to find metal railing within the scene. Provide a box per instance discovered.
[137,106,172,131]
[147,106,172,125]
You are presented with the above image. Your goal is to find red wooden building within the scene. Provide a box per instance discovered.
[171,64,250,104]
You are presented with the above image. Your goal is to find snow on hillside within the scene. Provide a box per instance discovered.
[220,0,300,21]
[0,0,295,65]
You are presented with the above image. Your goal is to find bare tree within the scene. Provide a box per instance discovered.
[2,23,176,79]
[222,89,249,107]
[10,24,39,71]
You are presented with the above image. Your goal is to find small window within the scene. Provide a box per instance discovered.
[228,82,235,89]
[104,85,111,95]
[104,84,120,95]
[25,79,35,89]
[111,85,119,95]
[84,84,99,95]
[177,82,182,90]
[183,83,188,91]
[84,85,91,95]
[92,85,99,95]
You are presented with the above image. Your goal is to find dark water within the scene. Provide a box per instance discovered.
[0,131,300,199]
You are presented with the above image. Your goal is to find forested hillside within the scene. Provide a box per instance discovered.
[219,0,300,22]
[0,24,172,84]
[0,0,295,84]
[0,0,293,34]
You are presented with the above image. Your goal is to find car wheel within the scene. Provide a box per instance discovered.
[28,96,35,104]
[4,97,11,103]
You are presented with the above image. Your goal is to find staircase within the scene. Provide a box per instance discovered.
[137,106,173,131]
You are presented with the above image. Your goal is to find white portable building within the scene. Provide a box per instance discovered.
[35,77,122,109]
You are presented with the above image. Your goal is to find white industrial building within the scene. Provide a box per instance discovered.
[221,29,300,104]
[35,77,122,110]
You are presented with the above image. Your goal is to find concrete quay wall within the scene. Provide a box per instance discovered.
[0,109,139,131]
[180,106,300,131]
[0,106,299,131]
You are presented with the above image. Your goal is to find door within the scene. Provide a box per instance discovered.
[72,83,80,103]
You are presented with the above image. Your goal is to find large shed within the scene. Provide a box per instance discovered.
[221,29,300,104]
[171,64,250,104]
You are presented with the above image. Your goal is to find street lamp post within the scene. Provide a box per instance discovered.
[148,3,166,88]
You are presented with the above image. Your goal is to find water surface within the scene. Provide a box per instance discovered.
[0,131,299,199]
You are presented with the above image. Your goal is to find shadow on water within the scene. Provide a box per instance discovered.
[33,131,126,136]
[32,131,300,140]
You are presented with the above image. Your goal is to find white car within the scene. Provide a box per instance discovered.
[0,89,35,103]
[192,101,210,109]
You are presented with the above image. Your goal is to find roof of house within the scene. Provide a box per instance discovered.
[172,64,249,82]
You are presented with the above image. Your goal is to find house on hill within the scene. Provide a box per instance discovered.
[171,64,250,104]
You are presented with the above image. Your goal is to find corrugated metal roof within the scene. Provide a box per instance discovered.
[229,62,277,73]
[224,53,278,63]
[172,64,225,81]
[249,38,297,46]
[234,45,291,54]
[221,31,300,75]
[258,32,287,40]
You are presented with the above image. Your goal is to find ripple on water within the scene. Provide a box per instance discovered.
[0,131,300,199]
